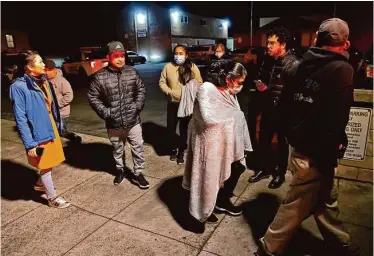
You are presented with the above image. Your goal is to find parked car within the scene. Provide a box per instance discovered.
[187,44,216,66]
[126,51,146,65]
[61,46,108,77]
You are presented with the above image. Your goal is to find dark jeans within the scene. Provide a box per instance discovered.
[61,117,78,140]
[257,105,289,177]
[167,102,191,153]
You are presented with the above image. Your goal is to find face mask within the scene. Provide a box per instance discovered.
[174,55,185,65]
[228,81,243,95]
[215,52,224,59]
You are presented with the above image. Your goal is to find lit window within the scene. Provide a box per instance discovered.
[6,34,14,48]
[200,19,206,26]
[181,15,188,24]
[218,23,223,29]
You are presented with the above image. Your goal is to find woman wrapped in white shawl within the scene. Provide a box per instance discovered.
[183,61,253,223]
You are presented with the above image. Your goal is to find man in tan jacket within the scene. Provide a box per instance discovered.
[159,45,203,164]
[45,59,82,143]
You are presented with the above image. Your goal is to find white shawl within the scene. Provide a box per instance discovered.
[177,79,200,118]
[182,82,252,222]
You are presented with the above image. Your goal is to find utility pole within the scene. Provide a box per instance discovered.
[333,2,337,17]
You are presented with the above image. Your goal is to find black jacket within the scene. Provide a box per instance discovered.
[87,66,146,129]
[257,50,298,106]
[281,47,354,168]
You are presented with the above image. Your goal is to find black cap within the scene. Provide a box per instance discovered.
[107,41,125,53]
[45,59,56,69]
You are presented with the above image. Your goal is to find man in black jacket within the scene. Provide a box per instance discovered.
[88,41,149,189]
[248,28,297,189]
[255,18,360,256]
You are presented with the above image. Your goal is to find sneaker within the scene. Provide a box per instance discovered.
[113,170,126,185]
[48,196,71,209]
[215,199,242,216]
[206,214,219,224]
[132,173,150,189]
[177,152,185,165]
[338,244,361,256]
[170,149,179,162]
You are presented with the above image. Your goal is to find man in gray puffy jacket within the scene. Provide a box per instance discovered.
[45,59,82,143]
[87,41,149,189]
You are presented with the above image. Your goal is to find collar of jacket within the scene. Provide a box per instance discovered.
[24,74,48,90]
[106,66,125,74]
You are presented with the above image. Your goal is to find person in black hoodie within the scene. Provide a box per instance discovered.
[248,28,297,189]
[255,18,360,256]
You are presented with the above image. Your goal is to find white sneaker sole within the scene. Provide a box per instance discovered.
[132,179,150,189]
[48,202,71,209]
[215,206,242,216]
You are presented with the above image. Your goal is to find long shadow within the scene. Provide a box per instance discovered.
[241,193,332,256]
[142,122,178,157]
[157,176,205,234]
[63,141,132,176]
[1,160,47,204]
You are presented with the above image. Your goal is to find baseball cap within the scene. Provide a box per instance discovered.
[317,18,349,46]
[107,41,125,53]
[44,59,56,69]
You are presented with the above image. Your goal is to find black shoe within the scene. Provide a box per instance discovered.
[113,170,126,185]
[206,214,219,224]
[72,135,82,143]
[215,199,242,216]
[132,173,150,189]
[268,175,285,189]
[248,170,270,183]
[254,238,276,256]
[337,244,361,256]
[177,152,185,165]
[170,149,178,162]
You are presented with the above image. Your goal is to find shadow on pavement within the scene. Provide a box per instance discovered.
[142,122,177,157]
[157,176,205,234]
[63,141,132,176]
[1,160,47,204]
[241,193,332,256]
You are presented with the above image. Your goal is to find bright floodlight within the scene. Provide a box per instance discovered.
[223,20,229,29]
[137,13,146,24]
[171,11,179,22]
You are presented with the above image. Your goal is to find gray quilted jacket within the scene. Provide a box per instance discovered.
[88,66,146,129]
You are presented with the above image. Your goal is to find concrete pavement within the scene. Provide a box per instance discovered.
[1,118,373,256]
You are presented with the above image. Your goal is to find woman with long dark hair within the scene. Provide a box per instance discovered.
[159,44,203,164]
[10,50,70,208]
[183,61,252,223]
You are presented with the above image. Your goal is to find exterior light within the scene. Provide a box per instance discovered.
[150,54,161,60]
[171,11,179,22]
[222,20,229,29]
[137,13,146,24]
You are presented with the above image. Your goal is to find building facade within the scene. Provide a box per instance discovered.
[1,30,30,52]
[118,2,228,62]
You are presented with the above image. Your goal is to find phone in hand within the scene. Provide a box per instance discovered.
[36,147,45,156]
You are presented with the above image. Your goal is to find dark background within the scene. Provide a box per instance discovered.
[2,1,373,55]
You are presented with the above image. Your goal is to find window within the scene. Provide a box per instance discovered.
[200,19,206,26]
[181,15,188,24]
[6,35,14,48]
[218,22,223,29]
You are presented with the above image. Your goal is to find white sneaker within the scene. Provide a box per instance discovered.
[48,196,71,209]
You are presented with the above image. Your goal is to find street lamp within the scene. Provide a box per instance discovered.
[136,13,146,24]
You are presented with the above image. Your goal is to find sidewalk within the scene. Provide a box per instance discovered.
[1,119,373,256]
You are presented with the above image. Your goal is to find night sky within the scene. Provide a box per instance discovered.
[2,1,373,55]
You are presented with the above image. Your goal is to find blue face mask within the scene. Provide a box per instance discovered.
[174,55,185,65]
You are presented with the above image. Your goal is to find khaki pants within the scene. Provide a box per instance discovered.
[263,146,351,254]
